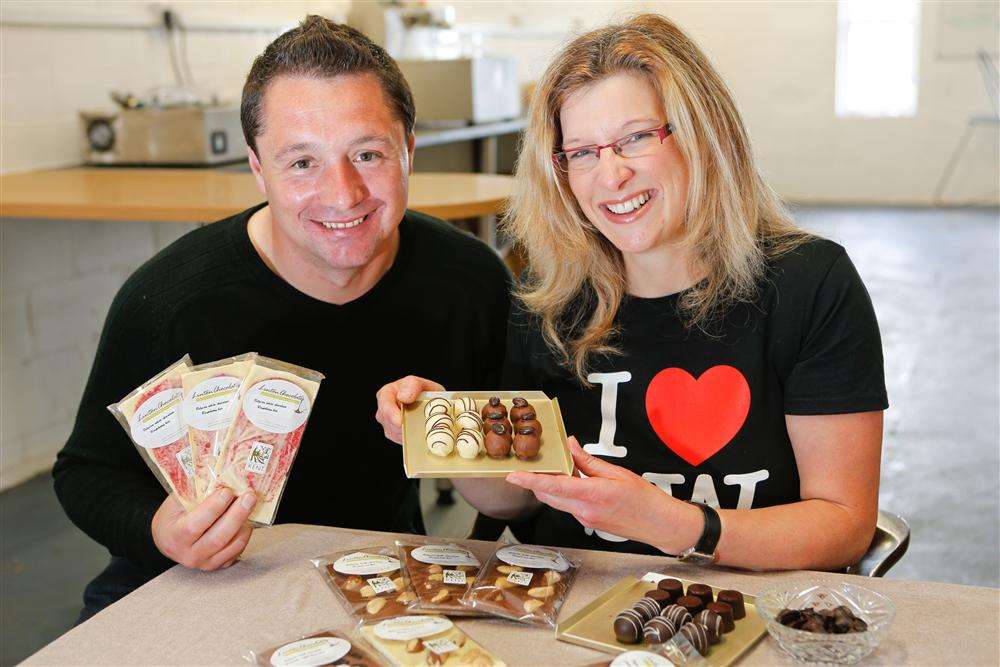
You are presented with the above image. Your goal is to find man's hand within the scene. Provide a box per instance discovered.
[151,488,256,570]
[375,375,445,444]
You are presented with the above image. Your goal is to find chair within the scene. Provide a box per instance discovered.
[845,510,910,577]
[933,50,1000,202]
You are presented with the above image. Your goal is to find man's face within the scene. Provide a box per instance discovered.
[248,73,413,272]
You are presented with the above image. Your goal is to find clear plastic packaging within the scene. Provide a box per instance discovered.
[180,352,256,502]
[585,634,707,666]
[107,355,197,510]
[312,546,418,623]
[395,538,485,617]
[356,615,506,667]
[462,538,580,628]
[243,628,382,666]
[210,355,323,525]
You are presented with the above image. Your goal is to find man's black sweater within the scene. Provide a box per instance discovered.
[53,204,511,575]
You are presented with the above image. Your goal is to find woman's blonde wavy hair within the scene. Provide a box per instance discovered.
[504,13,809,385]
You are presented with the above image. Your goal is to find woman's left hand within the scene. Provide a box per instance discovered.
[505,436,701,552]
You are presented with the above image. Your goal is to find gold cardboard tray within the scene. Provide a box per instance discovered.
[402,391,572,478]
[556,573,766,667]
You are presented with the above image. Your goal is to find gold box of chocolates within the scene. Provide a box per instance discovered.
[556,573,766,667]
[402,391,572,478]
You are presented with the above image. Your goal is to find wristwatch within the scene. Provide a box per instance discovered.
[677,502,721,565]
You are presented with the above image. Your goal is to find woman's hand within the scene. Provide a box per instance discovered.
[506,436,702,553]
[152,489,255,570]
[374,375,444,444]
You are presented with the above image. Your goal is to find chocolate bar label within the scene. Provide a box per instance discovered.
[129,388,184,448]
[411,544,480,567]
[244,379,310,434]
[182,375,241,431]
[507,571,534,587]
[333,552,401,576]
[496,545,570,572]
[443,570,467,585]
[373,615,453,641]
[270,637,351,666]
[366,576,397,594]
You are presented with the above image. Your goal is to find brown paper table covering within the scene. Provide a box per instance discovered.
[25,524,999,666]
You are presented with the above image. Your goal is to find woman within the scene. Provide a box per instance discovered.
[377,14,886,571]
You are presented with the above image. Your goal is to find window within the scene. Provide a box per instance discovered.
[836,0,921,118]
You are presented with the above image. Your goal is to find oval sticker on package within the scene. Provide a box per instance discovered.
[128,388,185,448]
[270,636,351,666]
[183,375,241,431]
[244,379,310,434]
[610,650,675,667]
[332,552,400,576]
[496,544,570,571]
[411,544,480,567]
[373,615,453,641]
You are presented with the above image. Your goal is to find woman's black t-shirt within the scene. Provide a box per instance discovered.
[502,237,888,554]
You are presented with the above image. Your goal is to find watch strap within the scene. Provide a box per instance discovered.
[689,501,721,556]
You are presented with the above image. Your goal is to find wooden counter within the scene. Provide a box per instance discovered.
[22,524,1000,666]
[0,168,513,222]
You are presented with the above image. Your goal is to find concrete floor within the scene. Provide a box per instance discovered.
[1,206,997,665]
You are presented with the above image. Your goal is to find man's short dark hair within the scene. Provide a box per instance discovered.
[241,15,415,154]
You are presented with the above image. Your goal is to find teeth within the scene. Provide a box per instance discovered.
[607,192,650,215]
[320,215,365,230]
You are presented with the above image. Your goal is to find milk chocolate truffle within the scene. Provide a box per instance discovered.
[695,610,722,644]
[657,578,685,604]
[687,583,714,607]
[455,410,483,431]
[481,396,507,421]
[613,609,644,644]
[680,623,709,656]
[660,604,692,629]
[509,397,536,422]
[424,397,452,418]
[706,602,735,632]
[677,595,705,616]
[643,589,671,610]
[633,597,660,623]
[717,590,746,619]
[483,422,512,458]
[456,428,484,459]
[512,424,541,460]
[516,418,542,436]
[642,616,676,645]
[453,396,476,413]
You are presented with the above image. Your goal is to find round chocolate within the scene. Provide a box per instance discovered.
[516,418,542,436]
[717,590,746,619]
[687,583,714,607]
[425,412,453,433]
[455,429,484,459]
[424,397,452,418]
[512,432,541,460]
[642,616,676,645]
[677,594,705,616]
[482,417,511,435]
[613,609,643,644]
[633,597,660,622]
[706,602,735,632]
[481,396,507,421]
[695,610,722,644]
[643,588,671,610]
[452,396,476,414]
[660,603,692,629]
[483,423,512,458]
[680,622,709,656]
[656,578,684,604]
[455,410,483,431]
[509,397,535,422]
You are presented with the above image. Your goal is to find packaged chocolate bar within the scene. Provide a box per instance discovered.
[181,352,256,502]
[108,355,198,510]
[462,538,580,628]
[211,355,323,525]
[357,615,506,667]
[313,546,418,623]
[244,628,382,666]
[584,635,707,666]
[395,538,484,617]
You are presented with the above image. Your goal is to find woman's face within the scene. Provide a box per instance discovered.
[559,72,689,259]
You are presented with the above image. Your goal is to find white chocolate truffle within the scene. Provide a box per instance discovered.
[456,429,484,459]
[455,410,483,431]
[425,412,454,434]
[423,397,452,419]
[427,427,455,456]
[453,396,476,414]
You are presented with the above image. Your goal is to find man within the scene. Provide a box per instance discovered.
[53,16,510,621]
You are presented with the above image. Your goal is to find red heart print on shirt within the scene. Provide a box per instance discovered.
[644,365,750,466]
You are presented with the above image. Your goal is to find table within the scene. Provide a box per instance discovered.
[23,524,999,665]
[0,168,513,224]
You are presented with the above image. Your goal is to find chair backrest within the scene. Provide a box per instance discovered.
[976,50,999,119]
[845,510,911,578]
